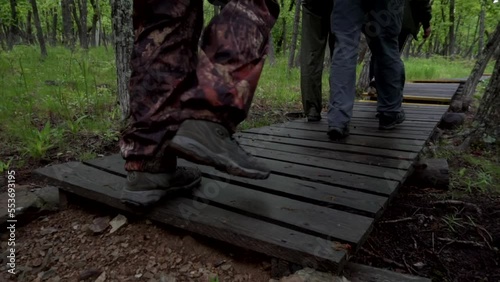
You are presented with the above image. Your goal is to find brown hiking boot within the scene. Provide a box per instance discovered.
[121,167,201,207]
[170,120,271,179]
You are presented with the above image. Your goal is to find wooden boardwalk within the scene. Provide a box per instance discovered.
[35,83,459,274]
[363,82,463,103]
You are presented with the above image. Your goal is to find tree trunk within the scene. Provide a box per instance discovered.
[30,0,48,59]
[79,0,88,49]
[358,34,369,64]
[62,0,74,48]
[8,0,20,50]
[460,23,500,106]
[72,0,82,46]
[51,8,58,46]
[268,33,276,66]
[470,52,500,146]
[90,0,99,46]
[357,51,372,92]
[478,1,486,57]
[26,11,34,45]
[111,0,133,120]
[448,0,455,57]
[287,0,301,71]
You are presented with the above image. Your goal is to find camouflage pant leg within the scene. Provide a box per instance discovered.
[120,0,280,172]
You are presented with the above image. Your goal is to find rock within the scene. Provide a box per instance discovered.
[439,113,466,130]
[79,268,102,280]
[278,268,349,282]
[407,159,449,190]
[40,227,58,236]
[221,264,232,271]
[33,186,59,211]
[89,217,110,234]
[95,271,106,282]
[413,262,425,269]
[158,273,177,282]
[449,99,463,112]
[109,214,127,233]
[32,258,43,267]
[430,128,443,143]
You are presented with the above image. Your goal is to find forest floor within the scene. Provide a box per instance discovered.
[1,47,499,281]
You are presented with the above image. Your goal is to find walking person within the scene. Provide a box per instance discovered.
[328,0,406,140]
[299,0,335,122]
[119,0,280,207]
[367,0,432,95]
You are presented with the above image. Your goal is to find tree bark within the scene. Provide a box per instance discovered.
[287,0,301,71]
[357,51,372,92]
[79,0,88,49]
[51,8,58,46]
[8,0,20,50]
[62,0,74,48]
[72,0,82,46]
[30,0,48,59]
[111,0,133,120]
[26,11,34,45]
[268,33,276,66]
[448,0,455,57]
[470,51,500,146]
[478,1,486,57]
[460,23,500,106]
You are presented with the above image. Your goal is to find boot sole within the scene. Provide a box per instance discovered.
[170,135,270,180]
[379,116,406,130]
[120,177,201,207]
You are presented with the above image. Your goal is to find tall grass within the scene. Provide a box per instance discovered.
[0,46,491,167]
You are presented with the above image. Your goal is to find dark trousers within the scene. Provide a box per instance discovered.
[369,29,411,82]
[119,0,279,172]
[300,0,334,116]
[328,0,405,129]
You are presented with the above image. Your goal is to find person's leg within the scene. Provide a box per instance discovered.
[365,0,406,130]
[170,0,280,179]
[300,0,333,121]
[327,0,365,139]
[119,0,204,207]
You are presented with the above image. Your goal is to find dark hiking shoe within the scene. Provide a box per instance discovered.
[307,108,321,122]
[170,120,271,179]
[121,168,201,207]
[327,126,350,140]
[378,110,406,130]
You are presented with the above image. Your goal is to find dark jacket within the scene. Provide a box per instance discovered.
[403,0,432,39]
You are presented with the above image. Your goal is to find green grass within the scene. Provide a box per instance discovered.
[0,46,494,167]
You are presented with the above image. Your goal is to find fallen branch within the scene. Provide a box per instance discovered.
[431,200,482,215]
[360,248,405,268]
[380,217,414,224]
[437,237,485,247]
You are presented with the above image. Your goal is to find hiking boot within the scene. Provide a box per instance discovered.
[378,110,406,130]
[121,168,201,207]
[327,126,350,140]
[306,108,321,122]
[170,120,271,179]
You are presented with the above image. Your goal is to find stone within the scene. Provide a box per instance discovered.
[89,217,110,234]
[109,214,127,233]
[439,113,466,130]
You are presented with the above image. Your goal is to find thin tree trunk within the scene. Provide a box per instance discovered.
[448,0,455,57]
[461,23,500,106]
[358,35,369,64]
[62,0,74,48]
[26,11,34,45]
[287,0,301,71]
[8,0,19,50]
[72,0,82,46]
[268,33,276,66]
[51,8,58,46]
[357,51,372,92]
[30,0,48,59]
[478,1,486,57]
[79,0,88,49]
[111,0,133,120]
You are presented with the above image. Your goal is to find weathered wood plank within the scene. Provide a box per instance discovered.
[84,154,389,216]
[243,127,424,152]
[237,144,407,180]
[277,122,431,140]
[34,162,348,271]
[236,137,412,169]
[236,133,418,161]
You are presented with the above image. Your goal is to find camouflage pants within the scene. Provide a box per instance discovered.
[119,0,280,172]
